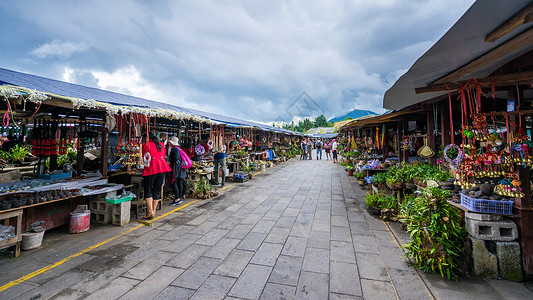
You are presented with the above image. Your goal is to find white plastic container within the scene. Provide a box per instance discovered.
[21,231,45,250]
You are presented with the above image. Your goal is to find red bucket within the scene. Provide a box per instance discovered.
[69,211,90,233]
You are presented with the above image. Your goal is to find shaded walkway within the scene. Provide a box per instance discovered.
[1,156,533,299]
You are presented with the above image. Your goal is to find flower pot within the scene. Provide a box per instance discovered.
[347,170,354,176]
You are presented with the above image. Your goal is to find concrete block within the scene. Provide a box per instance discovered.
[465,212,502,221]
[465,218,518,241]
[112,201,131,226]
[471,236,498,278]
[496,241,522,282]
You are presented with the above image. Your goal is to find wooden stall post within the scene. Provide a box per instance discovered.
[508,85,533,276]
[76,118,85,177]
[49,115,59,171]
[441,102,451,146]
[100,127,109,178]
[426,111,436,164]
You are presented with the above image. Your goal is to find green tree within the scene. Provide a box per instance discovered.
[314,115,330,127]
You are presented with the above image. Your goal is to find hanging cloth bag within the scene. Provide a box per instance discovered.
[417,138,435,158]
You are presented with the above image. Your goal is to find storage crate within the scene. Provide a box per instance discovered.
[460,194,514,215]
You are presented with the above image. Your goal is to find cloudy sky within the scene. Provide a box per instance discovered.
[0,0,474,124]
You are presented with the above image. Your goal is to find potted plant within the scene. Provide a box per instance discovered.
[354,171,365,185]
[346,165,354,176]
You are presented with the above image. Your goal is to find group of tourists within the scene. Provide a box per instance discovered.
[300,138,338,163]
[140,133,226,220]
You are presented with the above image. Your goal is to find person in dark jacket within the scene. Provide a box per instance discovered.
[168,136,186,205]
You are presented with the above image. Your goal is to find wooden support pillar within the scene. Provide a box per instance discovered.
[401,120,409,162]
[49,116,59,171]
[426,111,436,164]
[441,102,451,146]
[76,118,85,177]
[508,85,533,276]
[100,127,109,178]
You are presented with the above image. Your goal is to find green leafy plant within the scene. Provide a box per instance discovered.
[0,144,30,164]
[371,172,387,187]
[354,171,365,180]
[365,193,398,210]
[400,187,466,280]
[195,177,218,199]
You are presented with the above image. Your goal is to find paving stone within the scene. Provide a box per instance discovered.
[0,282,38,300]
[241,213,264,225]
[379,245,411,270]
[330,240,356,263]
[307,230,330,249]
[274,216,297,229]
[353,235,379,254]
[331,225,353,242]
[190,274,237,300]
[330,261,362,296]
[282,207,300,217]
[188,220,221,235]
[18,269,92,300]
[389,268,433,300]
[311,220,331,232]
[124,239,172,262]
[228,264,273,300]
[268,255,303,286]
[289,222,312,238]
[260,283,297,300]
[349,221,372,236]
[236,232,268,251]
[214,249,255,278]
[331,215,350,227]
[203,237,241,260]
[118,266,184,300]
[215,216,243,230]
[372,229,399,247]
[264,227,291,244]
[302,247,330,274]
[165,244,211,269]
[72,259,138,293]
[158,225,195,241]
[251,243,284,267]
[281,236,308,257]
[172,257,222,290]
[154,286,195,300]
[361,278,397,299]
[121,251,175,281]
[329,292,364,300]
[225,224,254,239]
[356,252,390,281]
[48,288,90,300]
[251,220,277,234]
[84,277,140,300]
[25,253,96,285]
[161,233,202,253]
[125,229,168,247]
[295,271,329,299]
[194,228,229,246]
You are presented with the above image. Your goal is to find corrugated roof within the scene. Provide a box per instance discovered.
[0,67,300,135]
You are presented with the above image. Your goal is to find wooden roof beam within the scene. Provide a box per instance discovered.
[485,3,533,42]
[415,70,533,94]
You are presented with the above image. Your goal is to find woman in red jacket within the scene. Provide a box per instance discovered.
[142,133,171,219]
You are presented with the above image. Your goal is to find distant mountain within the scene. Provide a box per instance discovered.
[328,109,377,123]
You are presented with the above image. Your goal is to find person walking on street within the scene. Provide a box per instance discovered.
[332,139,338,163]
[141,133,171,219]
[307,138,313,160]
[168,136,187,206]
[325,140,332,160]
[300,139,307,160]
[316,138,323,159]
[213,144,227,187]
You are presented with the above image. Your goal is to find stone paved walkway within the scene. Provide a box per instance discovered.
[1,155,533,299]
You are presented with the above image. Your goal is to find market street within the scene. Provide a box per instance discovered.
[1,156,533,299]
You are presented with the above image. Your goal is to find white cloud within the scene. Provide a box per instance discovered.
[31,40,88,59]
[1,0,475,122]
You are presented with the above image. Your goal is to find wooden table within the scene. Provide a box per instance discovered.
[0,209,23,257]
